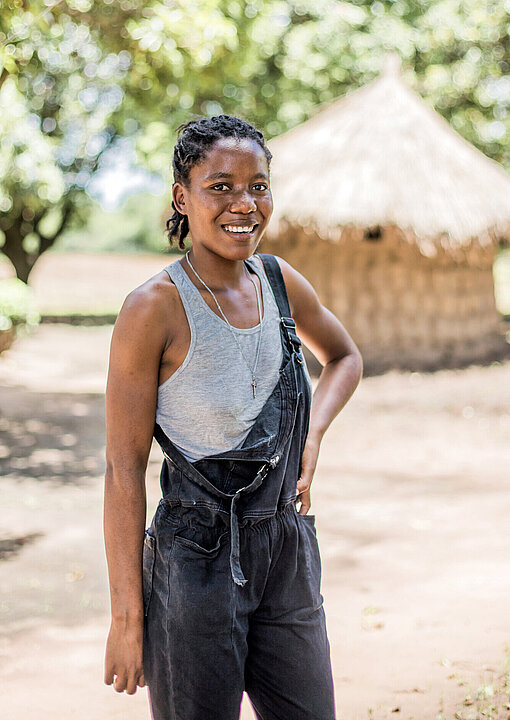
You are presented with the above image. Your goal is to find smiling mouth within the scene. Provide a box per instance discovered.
[221,224,258,234]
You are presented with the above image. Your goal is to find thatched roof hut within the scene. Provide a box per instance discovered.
[261,54,510,372]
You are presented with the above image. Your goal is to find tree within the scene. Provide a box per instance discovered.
[1,1,509,280]
[0,1,131,280]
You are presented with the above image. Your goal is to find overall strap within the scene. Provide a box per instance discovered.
[256,253,292,318]
[257,253,304,364]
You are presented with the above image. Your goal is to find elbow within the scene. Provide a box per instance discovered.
[104,454,121,484]
[104,460,115,485]
[353,347,363,383]
[331,344,363,388]
[104,456,146,495]
[342,346,363,391]
[104,462,122,495]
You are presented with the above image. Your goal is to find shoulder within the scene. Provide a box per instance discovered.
[121,265,179,318]
[112,262,183,352]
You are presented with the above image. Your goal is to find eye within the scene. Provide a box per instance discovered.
[211,183,230,191]
[253,183,269,191]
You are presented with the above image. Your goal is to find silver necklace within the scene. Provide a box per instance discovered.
[185,251,263,398]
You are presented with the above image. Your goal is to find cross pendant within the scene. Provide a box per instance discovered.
[252,377,257,398]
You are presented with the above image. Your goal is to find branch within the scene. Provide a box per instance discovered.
[38,200,74,254]
[0,67,9,91]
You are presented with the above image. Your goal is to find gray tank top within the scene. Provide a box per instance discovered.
[156,255,283,463]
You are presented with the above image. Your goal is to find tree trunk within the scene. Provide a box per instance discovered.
[2,224,36,283]
[1,202,73,282]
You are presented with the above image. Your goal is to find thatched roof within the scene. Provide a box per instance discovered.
[266,54,510,256]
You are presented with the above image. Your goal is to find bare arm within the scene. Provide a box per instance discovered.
[277,256,363,513]
[103,282,169,694]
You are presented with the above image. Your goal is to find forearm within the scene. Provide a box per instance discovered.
[104,465,147,624]
[308,349,363,443]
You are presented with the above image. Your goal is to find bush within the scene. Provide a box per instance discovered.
[0,278,40,333]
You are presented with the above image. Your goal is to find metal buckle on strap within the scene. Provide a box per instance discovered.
[280,317,304,364]
[269,454,280,468]
[257,454,280,480]
[280,316,296,330]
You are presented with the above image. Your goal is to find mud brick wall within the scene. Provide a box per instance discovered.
[260,227,507,373]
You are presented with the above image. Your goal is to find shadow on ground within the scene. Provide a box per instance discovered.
[0,533,43,560]
[0,388,105,484]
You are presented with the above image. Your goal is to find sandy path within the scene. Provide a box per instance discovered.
[1,325,510,719]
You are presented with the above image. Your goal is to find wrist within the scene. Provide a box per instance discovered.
[306,428,324,446]
[111,609,144,629]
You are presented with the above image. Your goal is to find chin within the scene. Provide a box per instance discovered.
[222,245,258,262]
[217,234,263,259]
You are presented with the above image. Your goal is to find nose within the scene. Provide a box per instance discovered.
[229,189,257,214]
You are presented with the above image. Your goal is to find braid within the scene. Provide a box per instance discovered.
[166,115,272,249]
[165,201,189,251]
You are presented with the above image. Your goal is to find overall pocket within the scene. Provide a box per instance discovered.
[295,510,322,599]
[297,512,316,528]
[142,531,156,617]
[173,529,229,558]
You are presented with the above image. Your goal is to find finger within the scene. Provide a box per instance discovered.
[114,674,127,693]
[296,474,311,494]
[138,672,146,688]
[104,667,114,686]
[298,491,311,515]
[126,677,138,695]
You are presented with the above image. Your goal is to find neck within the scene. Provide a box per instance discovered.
[185,247,252,291]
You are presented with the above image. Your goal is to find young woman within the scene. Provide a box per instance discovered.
[104,115,363,720]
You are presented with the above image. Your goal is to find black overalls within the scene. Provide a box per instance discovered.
[143,254,335,720]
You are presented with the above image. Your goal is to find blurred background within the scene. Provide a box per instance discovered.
[1,1,510,719]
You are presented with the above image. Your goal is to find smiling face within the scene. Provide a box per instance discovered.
[172,137,273,261]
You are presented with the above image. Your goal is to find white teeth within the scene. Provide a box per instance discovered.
[223,225,255,233]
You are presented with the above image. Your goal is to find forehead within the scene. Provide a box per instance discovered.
[191,137,269,180]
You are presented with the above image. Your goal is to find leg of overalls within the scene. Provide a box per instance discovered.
[144,457,279,720]
[235,507,336,720]
[144,511,247,720]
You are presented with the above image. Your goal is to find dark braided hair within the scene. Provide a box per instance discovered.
[166,115,272,250]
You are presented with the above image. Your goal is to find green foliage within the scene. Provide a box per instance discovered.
[0,1,132,279]
[129,0,510,172]
[414,0,510,168]
[0,278,40,332]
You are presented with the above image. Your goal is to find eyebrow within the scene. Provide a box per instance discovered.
[204,171,269,181]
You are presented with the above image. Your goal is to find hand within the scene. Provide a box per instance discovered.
[104,618,146,695]
[296,435,320,515]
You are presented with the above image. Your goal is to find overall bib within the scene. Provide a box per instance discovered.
[143,254,335,720]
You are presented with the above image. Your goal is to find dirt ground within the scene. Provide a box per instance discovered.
[1,256,510,719]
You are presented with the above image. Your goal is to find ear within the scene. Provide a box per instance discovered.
[172,182,187,215]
